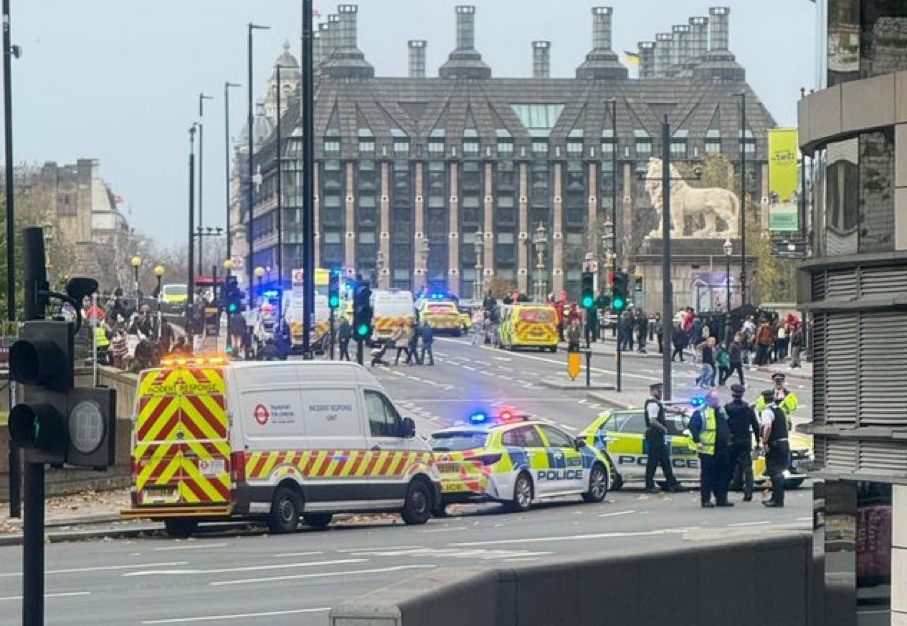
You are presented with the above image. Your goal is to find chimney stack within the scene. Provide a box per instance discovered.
[654,33,673,74]
[672,25,690,66]
[576,6,627,79]
[314,25,326,67]
[638,41,656,78]
[532,41,551,78]
[324,5,374,79]
[440,5,491,79]
[688,17,709,58]
[326,14,340,59]
[408,40,427,78]
[591,6,613,51]
[708,6,730,51]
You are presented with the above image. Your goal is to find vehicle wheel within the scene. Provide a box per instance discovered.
[610,471,624,491]
[507,472,533,512]
[583,463,609,503]
[268,485,302,533]
[432,502,449,518]
[302,513,333,529]
[164,518,197,539]
[401,479,432,525]
[785,478,805,489]
[549,346,557,353]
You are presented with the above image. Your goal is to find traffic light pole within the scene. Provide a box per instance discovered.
[356,338,363,366]
[329,306,335,360]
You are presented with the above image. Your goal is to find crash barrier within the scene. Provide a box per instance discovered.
[330,531,814,626]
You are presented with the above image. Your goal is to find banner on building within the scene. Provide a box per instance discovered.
[768,128,800,232]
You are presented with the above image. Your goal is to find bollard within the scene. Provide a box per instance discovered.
[585,350,591,388]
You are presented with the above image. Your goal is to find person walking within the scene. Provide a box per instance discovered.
[696,336,716,388]
[471,308,484,346]
[759,389,790,508]
[406,321,421,365]
[643,382,682,494]
[689,391,733,508]
[776,324,789,362]
[716,340,731,386]
[566,318,581,352]
[338,317,352,361]
[420,320,435,365]
[789,324,804,369]
[671,322,687,362]
[755,318,773,366]
[725,384,761,501]
[654,313,664,354]
[726,333,746,387]
[636,311,649,353]
[392,322,410,365]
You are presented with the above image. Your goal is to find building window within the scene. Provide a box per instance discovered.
[428,139,444,155]
[671,130,688,159]
[567,140,584,157]
[634,130,652,158]
[532,140,548,156]
[359,138,375,154]
[498,140,513,156]
[705,129,721,155]
[324,137,341,154]
[394,139,410,156]
[463,138,479,155]
[358,232,376,244]
[740,130,756,155]
[511,104,565,131]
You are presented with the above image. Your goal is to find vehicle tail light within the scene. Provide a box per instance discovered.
[471,454,502,467]
[231,451,246,484]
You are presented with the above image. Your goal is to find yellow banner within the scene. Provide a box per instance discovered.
[768,128,799,204]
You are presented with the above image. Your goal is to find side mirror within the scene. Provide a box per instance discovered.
[575,437,587,449]
[401,417,416,439]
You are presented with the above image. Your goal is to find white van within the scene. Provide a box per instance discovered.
[371,289,416,342]
[122,359,440,537]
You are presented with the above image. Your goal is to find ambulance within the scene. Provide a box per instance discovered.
[499,304,559,352]
[415,298,462,335]
[371,289,416,343]
[121,358,441,537]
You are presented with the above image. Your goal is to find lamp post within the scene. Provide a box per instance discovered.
[223,258,234,278]
[601,220,621,391]
[188,124,198,310]
[473,228,484,301]
[154,265,165,299]
[419,238,430,294]
[248,22,271,312]
[736,91,748,306]
[275,63,287,297]
[131,256,142,297]
[224,81,240,263]
[254,266,265,306]
[198,92,214,277]
[154,265,165,341]
[723,238,733,344]
[533,222,548,303]
[375,252,384,289]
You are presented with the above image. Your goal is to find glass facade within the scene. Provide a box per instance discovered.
[828,0,907,86]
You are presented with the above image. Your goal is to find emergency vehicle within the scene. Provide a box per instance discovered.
[415,297,462,335]
[160,283,188,314]
[428,411,610,513]
[371,289,416,343]
[579,406,812,490]
[121,358,441,537]
[498,304,559,352]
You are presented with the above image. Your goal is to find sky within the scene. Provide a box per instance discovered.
[7,0,818,248]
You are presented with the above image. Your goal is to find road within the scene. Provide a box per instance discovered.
[0,338,813,625]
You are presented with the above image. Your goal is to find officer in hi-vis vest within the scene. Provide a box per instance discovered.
[690,391,733,508]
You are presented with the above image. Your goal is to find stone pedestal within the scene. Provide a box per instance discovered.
[631,237,750,315]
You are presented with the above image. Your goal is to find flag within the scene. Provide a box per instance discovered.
[114,195,125,204]
[313,8,322,18]
[623,51,640,66]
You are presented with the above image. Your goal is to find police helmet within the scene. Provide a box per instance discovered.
[730,384,746,397]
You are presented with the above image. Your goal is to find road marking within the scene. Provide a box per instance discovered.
[473,360,491,366]
[141,607,331,624]
[589,404,602,409]
[123,558,366,577]
[578,398,589,404]
[337,545,423,553]
[598,509,637,518]
[0,591,91,602]
[210,564,436,587]
[153,542,229,552]
[449,529,682,547]
[271,551,325,558]
[498,375,514,380]
[796,516,812,522]
[462,365,476,371]
[491,356,512,362]
[0,561,189,578]
[728,521,772,527]
[416,526,468,533]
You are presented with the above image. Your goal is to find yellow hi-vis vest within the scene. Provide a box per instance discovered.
[700,408,717,456]
[95,326,110,348]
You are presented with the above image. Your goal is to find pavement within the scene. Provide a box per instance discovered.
[0,338,815,625]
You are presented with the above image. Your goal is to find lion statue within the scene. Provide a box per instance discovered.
[645,158,739,238]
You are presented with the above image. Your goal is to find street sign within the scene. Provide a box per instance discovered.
[567,351,581,379]
[583,260,599,273]
[230,256,245,270]
[292,269,305,286]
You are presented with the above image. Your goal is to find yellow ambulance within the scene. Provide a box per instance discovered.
[499,304,559,352]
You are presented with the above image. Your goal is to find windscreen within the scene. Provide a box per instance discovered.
[428,431,488,451]
[163,285,187,297]
[519,308,555,323]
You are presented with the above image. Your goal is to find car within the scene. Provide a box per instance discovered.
[428,411,611,514]
[579,406,812,491]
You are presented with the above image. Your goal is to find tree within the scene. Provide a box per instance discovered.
[485,275,515,299]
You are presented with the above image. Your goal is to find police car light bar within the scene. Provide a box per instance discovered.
[662,397,706,407]
[467,410,529,425]
[160,355,229,368]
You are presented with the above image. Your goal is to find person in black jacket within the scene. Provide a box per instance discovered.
[724,384,761,501]
[671,322,687,362]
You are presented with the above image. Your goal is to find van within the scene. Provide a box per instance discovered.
[499,304,559,352]
[121,358,440,537]
[160,283,188,314]
[416,299,462,335]
[372,289,415,342]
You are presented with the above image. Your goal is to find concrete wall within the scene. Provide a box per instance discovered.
[331,532,815,626]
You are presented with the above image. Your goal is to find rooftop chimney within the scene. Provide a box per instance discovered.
[532,41,551,78]
[672,25,691,66]
[688,17,709,59]
[314,25,327,67]
[576,7,627,80]
[408,40,427,78]
[324,5,374,79]
[709,6,730,51]
[440,5,492,79]
[654,33,673,74]
[325,14,340,61]
[638,41,656,79]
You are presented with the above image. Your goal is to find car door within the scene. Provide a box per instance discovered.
[364,389,409,506]
[664,411,699,480]
[604,411,649,482]
[501,425,548,497]
[539,425,586,493]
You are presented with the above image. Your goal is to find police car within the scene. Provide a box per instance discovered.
[579,404,812,490]
[428,411,611,513]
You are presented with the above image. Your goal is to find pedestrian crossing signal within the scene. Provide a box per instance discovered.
[328,271,340,309]
[581,271,595,309]
[356,322,370,338]
[612,271,629,312]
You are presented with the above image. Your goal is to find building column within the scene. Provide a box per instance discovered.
[314,161,322,270]
[379,161,391,289]
[483,162,495,291]
[517,162,529,293]
[552,162,564,298]
[448,161,460,296]
[344,162,356,272]
[621,162,634,270]
[414,162,426,289]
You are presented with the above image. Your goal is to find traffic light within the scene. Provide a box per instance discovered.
[328,270,341,309]
[595,294,611,310]
[353,283,373,340]
[8,320,116,469]
[612,271,629,313]
[223,277,244,314]
[581,272,595,309]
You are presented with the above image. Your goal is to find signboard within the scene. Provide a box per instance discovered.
[292,268,305,286]
[768,128,800,232]
[230,256,245,270]
[769,204,799,232]
[204,306,220,337]
[567,351,581,380]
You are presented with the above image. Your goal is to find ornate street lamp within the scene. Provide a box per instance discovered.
[131,256,142,296]
[723,237,733,343]
[419,237,430,293]
[533,222,548,302]
[154,265,165,299]
[223,258,234,277]
[254,265,265,305]
[473,228,484,301]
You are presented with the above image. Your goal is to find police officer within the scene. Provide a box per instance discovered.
[755,372,799,427]
[689,391,733,507]
[724,384,761,501]
[643,382,682,494]
[760,388,789,508]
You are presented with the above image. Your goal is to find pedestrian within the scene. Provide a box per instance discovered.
[489,305,502,348]
[338,317,352,361]
[696,336,716,388]
[716,340,731,386]
[759,389,789,508]
[724,384,761,502]
[643,382,682,494]
[471,307,484,346]
[619,311,634,351]
[776,324,789,362]
[726,333,746,387]
[406,321,421,365]
[566,318,581,352]
[370,331,394,367]
[171,335,192,356]
[420,320,435,365]
[671,322,687,362]
[111,329,129,369]
[755,318,773,366]
[636,310,649,353]
[689,391,733,508]
[392,322,410,365]
[654,313,663,354]
[789,324,803,369]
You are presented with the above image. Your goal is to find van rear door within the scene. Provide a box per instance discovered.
[133,366,232,509]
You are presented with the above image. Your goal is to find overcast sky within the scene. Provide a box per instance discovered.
[8,0,818,247]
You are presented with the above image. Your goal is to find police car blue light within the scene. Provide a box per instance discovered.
[469,411,489,424]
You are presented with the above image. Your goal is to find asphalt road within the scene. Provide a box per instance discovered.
[0,339,813,625]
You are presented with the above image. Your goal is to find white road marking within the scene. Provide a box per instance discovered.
[210,564,436,587]
[796,516,812,522]
[498,375,514,380]
[123,558,366,577]
[462,365,476,371]
[416,526,468,533]
[491,356,512,362]
[141,607,331,624]
[473,360,491,366]
[0,591,91,602]
[271,551,325,558]
[589,404,602,409]
[578,398,589,404]
[450,529,682,547]
[728,521,772,527]
[337,545,423,553]
[598,509,636,518]
[153,543,229,552]
[0,561,189,578]
[330,547,552,560]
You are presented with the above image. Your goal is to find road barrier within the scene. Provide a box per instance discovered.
[330,531,814,626]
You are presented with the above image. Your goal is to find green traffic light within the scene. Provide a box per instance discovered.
[613,296,626,311]
[228,303,238,313]
[329,295,340,308]
[582,295,594,308]
[356,323,369,337]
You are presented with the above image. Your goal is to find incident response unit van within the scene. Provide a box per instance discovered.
[121,357,441,537]
[371,289,415,343]
[499,304,559,352]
